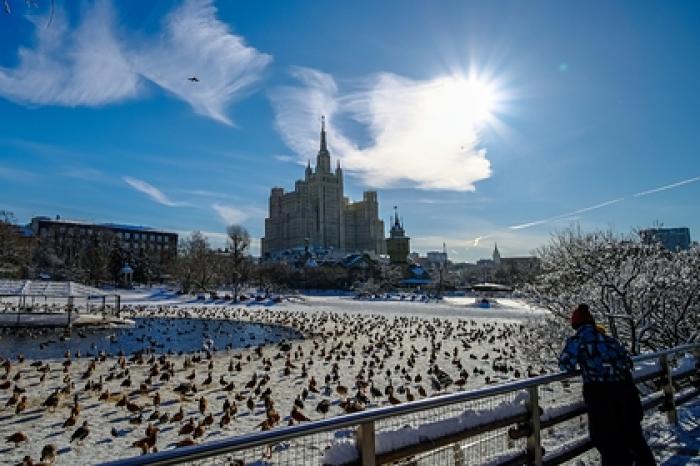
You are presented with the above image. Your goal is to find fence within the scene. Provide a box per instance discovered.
[0,293,121,327]
[101,343,700,466]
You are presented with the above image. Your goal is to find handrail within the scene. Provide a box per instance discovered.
[100,342,699,466]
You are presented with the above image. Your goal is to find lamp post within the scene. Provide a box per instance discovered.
[120,263,134,289]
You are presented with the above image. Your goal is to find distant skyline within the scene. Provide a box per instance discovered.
[1,0,699,261]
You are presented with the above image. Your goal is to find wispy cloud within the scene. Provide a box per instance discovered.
[178,189,231,199]
[270,67,492,191]
[61,167,104,181]
[211,203,248,224]
[123,176,185,207]
[0,2,138,106]
[133,0,272,125]
[0,0,270,125]
[0,164,39,182]
[274,155,299,163]
[211,203,266,225]
[412,230,546,259]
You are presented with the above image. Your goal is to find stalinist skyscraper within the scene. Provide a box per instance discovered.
[261,117,386,259]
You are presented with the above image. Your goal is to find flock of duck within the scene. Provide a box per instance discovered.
[0,303,547,465]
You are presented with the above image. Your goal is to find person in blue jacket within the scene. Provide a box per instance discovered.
[559,303,656,466]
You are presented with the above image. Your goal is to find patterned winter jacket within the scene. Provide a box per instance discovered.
[558,324,633,383]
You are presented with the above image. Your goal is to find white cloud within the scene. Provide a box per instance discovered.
[212,203,248,224]
[179,189,231,199]
[211,203,265,225]
[0,2,138,106]
[0,0,270,125]
[133,0,272,125]
[123,176,184,207]
[269,67,493,191]
[274,155,299,163]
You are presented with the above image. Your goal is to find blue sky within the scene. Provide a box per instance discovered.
[1,0,699,261]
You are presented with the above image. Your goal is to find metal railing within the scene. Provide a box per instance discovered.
[101,342,700,466]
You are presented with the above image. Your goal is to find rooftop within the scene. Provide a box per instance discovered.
[31,216,176,234]
[0,280,108,297]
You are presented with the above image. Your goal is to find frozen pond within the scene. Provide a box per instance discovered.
[0,317,303,359]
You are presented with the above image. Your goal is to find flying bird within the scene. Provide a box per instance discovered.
[188,76,200,83]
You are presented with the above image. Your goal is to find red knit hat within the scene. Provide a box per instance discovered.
[571,303,595,329]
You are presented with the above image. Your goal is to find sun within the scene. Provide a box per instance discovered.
[448,75,499,126]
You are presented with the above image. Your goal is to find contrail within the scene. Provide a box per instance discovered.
[509,219,550,230]
[633,176,700,198]
[509,198,624,230]
[462,175,699,250]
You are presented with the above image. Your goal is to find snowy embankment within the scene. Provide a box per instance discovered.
[117,287,549,318]
[0,312,134,328]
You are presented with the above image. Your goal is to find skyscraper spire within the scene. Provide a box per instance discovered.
[316,115,331,172]
[320,115,327,152]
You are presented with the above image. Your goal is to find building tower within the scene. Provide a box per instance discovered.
[386,206,410,264]
[261,117,385,259]
[316,115,331,173]
[492,243,501,265]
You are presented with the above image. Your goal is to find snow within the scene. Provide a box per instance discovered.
[0,312,133,327]
[0,279,107,297]
[674,353,699,375]
[634,359,662,379]
[322,391,529,464]
[541,400,586,424]
[0,289,695,466]
[115,288,549,320]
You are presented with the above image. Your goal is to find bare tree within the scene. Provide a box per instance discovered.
[224,225,250,301]
[174,231,218,294]
[0,211,22,278]
[80,231,115,286]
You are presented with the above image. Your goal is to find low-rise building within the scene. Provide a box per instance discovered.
[29,216,178,257]
[639,227,691,251]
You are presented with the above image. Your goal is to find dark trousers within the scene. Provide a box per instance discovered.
[583,381,656,466]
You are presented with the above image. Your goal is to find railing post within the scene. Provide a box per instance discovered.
[526,386,543,466]
[659,354,677,425]
[452,442,465,466]
[357,421,376,466]
[692,346,700,388]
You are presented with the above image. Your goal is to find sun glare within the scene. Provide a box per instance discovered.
[448,76,499,126]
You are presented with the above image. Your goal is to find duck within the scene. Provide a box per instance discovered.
[6,432,28,447]
[70,421,90,444]
[291,406,310,422]
[315,399,330,415]
[63,413,77,428]
[15,396,28,414]
[40,444,57,463]
[172,406,185,423]
[178,418,195,436]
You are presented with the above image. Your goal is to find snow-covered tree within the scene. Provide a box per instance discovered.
[523,227,699,360]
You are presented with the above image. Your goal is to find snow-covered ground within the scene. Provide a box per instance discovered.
[0,290,695,465]
[119,287,548,320]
